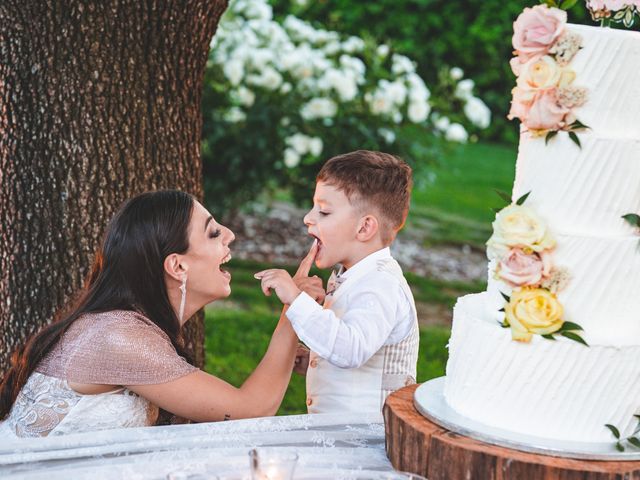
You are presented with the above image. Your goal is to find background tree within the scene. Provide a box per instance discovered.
[0,0,228,373]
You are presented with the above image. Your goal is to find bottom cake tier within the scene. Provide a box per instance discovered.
[444,293,640,443]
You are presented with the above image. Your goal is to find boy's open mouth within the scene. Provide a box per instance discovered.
[310,234,322,252]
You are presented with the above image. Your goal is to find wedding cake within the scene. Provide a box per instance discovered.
[442,4,640,444]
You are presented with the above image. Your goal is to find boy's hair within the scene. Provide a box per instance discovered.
[317,150,412,244]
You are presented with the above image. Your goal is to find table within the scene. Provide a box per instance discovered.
[0,412,395,479]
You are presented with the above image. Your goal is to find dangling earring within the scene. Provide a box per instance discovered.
[179,275,187,323]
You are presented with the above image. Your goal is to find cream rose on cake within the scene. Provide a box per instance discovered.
[504,287,564,342]
[487,204,556,258]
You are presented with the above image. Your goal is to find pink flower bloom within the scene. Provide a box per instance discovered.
[497,248,551,287]
[512,5,567,63]
[523,89,570,132]
[507,87,534,121]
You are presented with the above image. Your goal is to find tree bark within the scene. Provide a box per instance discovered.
[0,0,228,372]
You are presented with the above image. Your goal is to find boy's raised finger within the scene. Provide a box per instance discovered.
[294,239,318,279]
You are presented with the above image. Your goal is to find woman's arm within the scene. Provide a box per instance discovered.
[128,308,297,422]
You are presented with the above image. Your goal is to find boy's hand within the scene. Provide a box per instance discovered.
[255,240,319,305]
[294,276,325,304]
[293,343,310,376]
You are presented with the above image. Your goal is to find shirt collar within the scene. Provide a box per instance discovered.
[338,247,391,279]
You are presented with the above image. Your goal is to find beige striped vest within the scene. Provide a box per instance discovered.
[305,257,420,414]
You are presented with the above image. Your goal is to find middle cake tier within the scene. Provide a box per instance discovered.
[485,233,640,345]
[512,132,640,237]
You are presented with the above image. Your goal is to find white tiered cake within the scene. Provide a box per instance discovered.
[443,6,640,443]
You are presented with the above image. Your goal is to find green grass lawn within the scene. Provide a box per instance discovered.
[409,141,516,248]
[203,140,515,415]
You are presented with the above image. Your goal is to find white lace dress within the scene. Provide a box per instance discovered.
[0,310,197,438]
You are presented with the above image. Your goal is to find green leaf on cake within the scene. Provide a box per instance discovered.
[491,206,503,214]
[568,131,581,148]
[559,0,578,10]
[495,189,512,204]
[541,334,556,340]
[569,119,590,130]
[628,437,640,449]
[545,130,558,145]
[558,321,584,332]
[515,191,531,206]
[560,331,589,346]
[606,424,621,439]
[622,213,640,228]
[500,292,511,302]
[634,414,640,422]
[616,441,625,452]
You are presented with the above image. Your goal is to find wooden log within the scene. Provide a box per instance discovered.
[383,384,640,480]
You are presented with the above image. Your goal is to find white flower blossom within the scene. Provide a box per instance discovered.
[408,100,430,123]
[309,137,323,156]
[376,44,390,58]
[234,86,255,107]
[450,67,464,80]
[445,123,469,143]
[391,54,415,75]
[246,66,282,90]
[300,98,338,120]
[284,148,301,168]
[378,128,396,144]
[224,107,246,123]
[434,116,451,131]
[286,133,312,154]
[455,79,475,100]
[342,36,365,53]
[464,97,491,129]
[223,60,244,86]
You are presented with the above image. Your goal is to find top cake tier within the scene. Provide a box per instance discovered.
[565,23,640,136]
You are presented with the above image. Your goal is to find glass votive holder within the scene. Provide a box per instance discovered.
[248,449,298,480]
[166,467,220,480]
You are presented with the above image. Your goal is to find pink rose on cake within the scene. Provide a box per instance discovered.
[504,287,564,342]
[525,89,571,133]
[496,248,552,287]
[487,204,556,258]
[512,5,567,64]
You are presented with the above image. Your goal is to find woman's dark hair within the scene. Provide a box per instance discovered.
[0,190,196,419]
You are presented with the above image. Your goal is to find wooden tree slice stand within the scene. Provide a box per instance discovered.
[383,384,640,480]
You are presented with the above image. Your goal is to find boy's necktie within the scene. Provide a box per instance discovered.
[326,269,345,296]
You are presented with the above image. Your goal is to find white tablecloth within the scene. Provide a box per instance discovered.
[0,412,396,479]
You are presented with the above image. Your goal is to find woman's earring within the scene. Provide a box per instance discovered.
[179,275,187,322]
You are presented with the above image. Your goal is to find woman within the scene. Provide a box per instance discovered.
[0,190,321,437]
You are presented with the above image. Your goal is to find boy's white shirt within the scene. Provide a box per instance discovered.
[286,247,415,369]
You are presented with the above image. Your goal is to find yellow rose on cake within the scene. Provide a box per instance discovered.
[487,204,555,259]
[504,287,564,342]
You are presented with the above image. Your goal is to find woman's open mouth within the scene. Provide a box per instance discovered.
[219,252,232,279]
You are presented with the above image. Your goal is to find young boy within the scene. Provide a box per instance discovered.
[255,150,419,414]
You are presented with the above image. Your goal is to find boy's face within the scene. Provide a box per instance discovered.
[303,181,362,270]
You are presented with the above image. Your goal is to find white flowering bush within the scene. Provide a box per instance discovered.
[202,0,491,209]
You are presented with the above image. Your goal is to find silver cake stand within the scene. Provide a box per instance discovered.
[414,377,640,461]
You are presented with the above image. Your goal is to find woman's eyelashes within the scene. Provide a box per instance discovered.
[208,228,222,239]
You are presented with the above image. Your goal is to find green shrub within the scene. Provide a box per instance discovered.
[270,0,593,144]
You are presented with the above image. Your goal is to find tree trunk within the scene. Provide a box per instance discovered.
[0,0,228,372]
